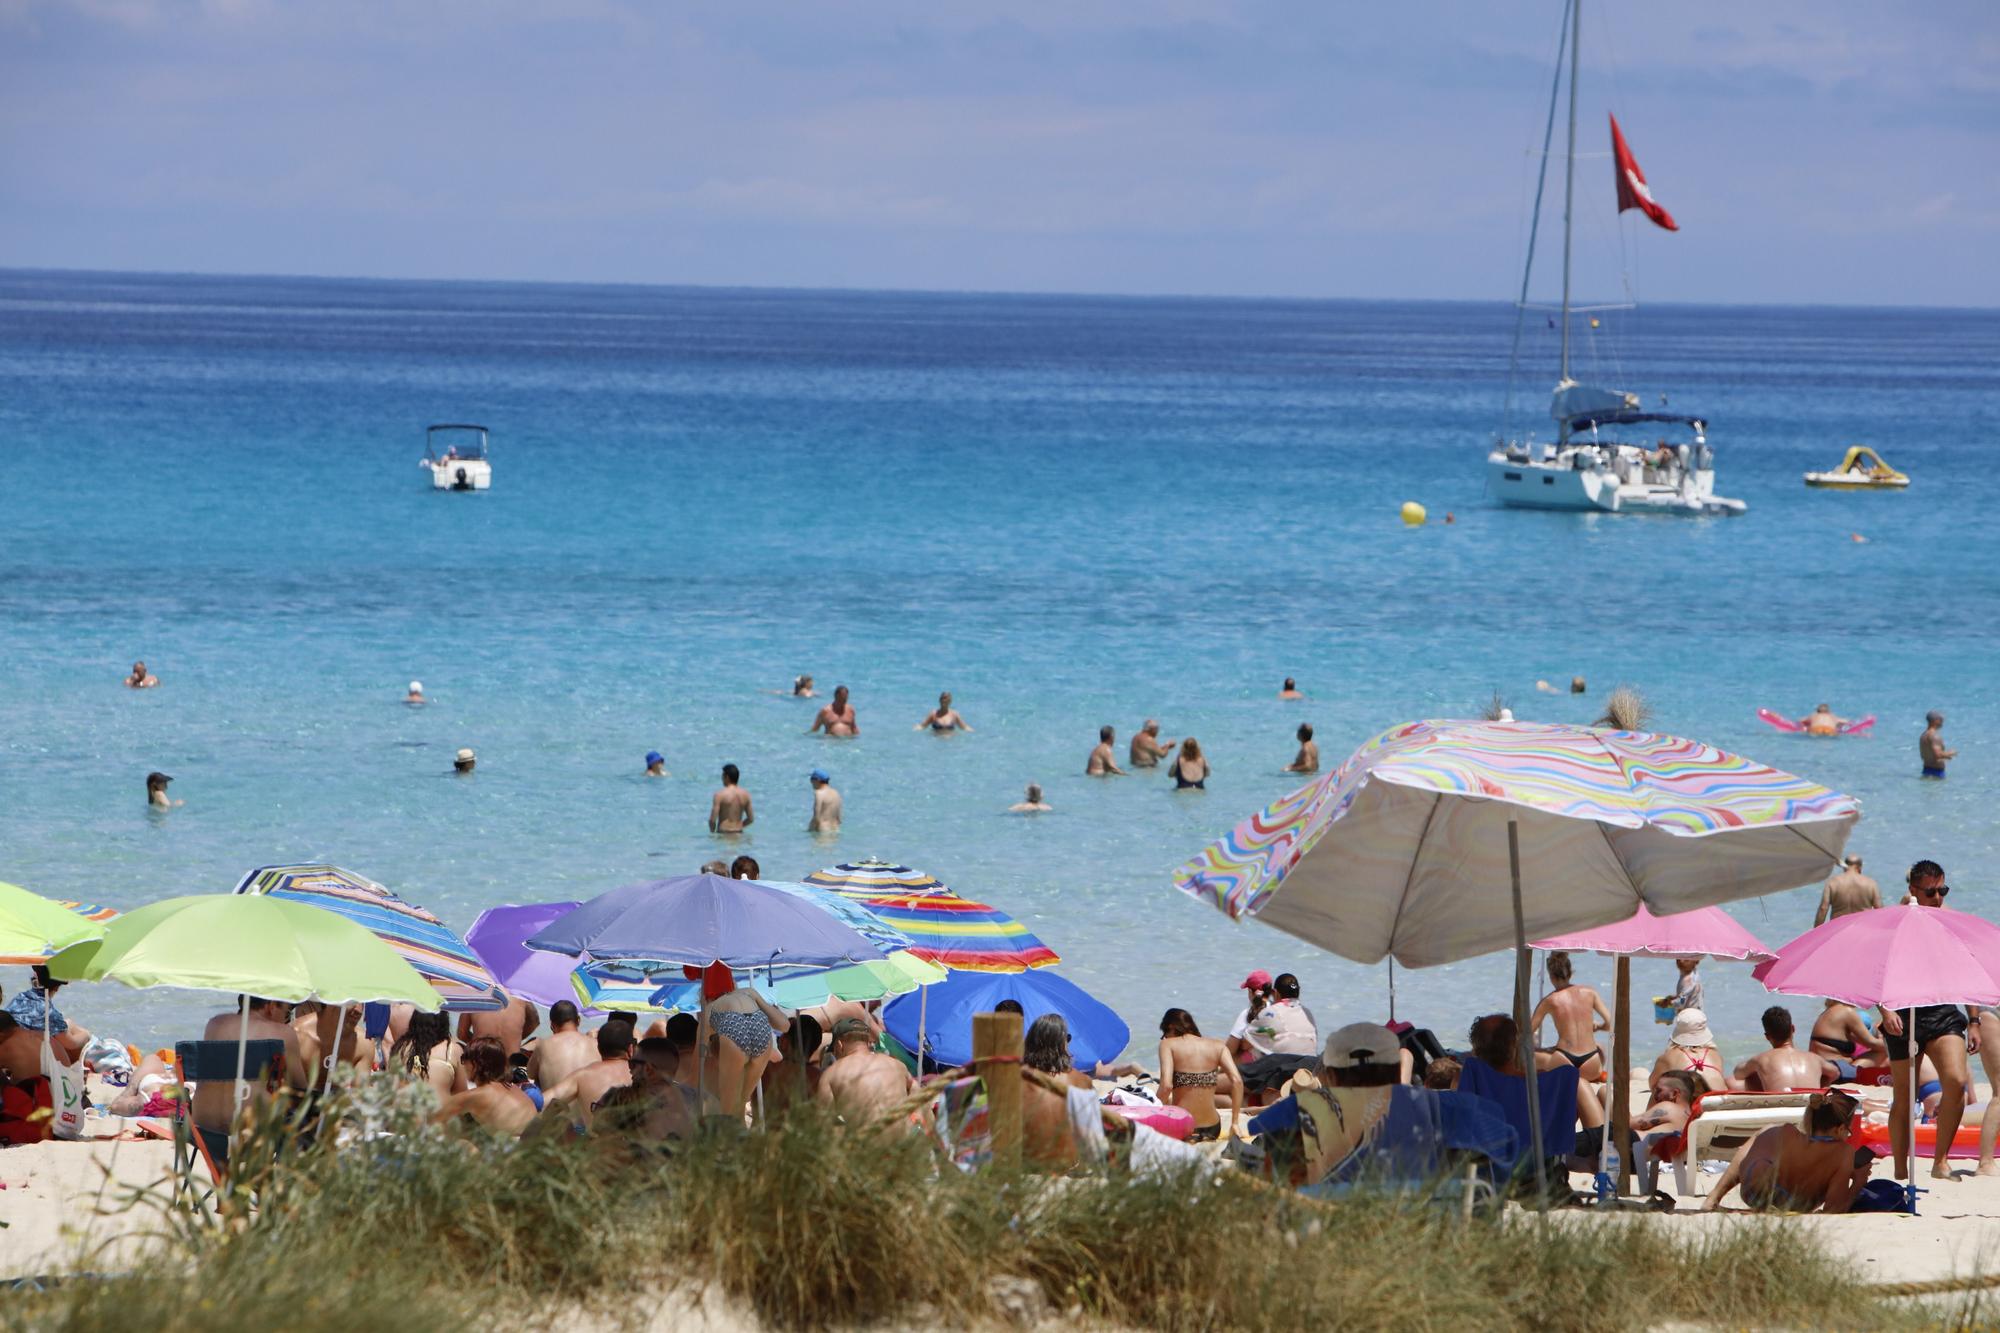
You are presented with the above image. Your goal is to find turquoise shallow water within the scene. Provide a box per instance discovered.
[2,269,1996,1062]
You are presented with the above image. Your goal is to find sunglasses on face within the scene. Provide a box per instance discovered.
[1915,884,1949,898]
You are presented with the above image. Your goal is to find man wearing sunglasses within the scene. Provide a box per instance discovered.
[1882,860,1978,1180]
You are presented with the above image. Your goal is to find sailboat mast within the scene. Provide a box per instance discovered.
[1559,0,1580,387]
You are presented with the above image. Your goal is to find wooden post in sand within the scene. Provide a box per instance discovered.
[973,1010,1023,1172]
[1613,957,1632,1194]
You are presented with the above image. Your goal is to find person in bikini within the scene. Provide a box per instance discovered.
[914,692,971,734]
[701,980,790,1122]
[1704,1089,1870,1213]
[1651,1007,1728,1094]
[1730,1006,1837,1091]
[1529,951,1610,1080]
[1157,1007,1244,1144]
[1810,999,1887,1083]
[432,1038,539,1136]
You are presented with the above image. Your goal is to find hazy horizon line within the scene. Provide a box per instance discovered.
[5,263,1996,317]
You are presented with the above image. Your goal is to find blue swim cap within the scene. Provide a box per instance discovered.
[645,751,664,767]
[810,768,830,783]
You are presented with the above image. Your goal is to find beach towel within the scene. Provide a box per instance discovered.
[1456,1057,1579,1175]
[1066,1087,1108,1166]
[1127,1123,1213,1180]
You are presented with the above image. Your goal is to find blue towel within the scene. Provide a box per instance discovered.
[1432,1089,1521,1168]
[1457,1056,1580,1171]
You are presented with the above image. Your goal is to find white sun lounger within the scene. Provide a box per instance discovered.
[1667,1091,1815,1196]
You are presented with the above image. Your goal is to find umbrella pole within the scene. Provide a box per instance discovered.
[1907,1004,1918,1186]
[1508,820,1548,1210]
[1388,959,1397,1024]
[235,996,251,1139]
[1612,957,1631,1194]
[919,983,929,1077]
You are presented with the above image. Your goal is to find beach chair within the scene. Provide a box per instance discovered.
[1665,1090,1815,1196]
[171,1039,284,1217]
[1456,1057,1580,1196]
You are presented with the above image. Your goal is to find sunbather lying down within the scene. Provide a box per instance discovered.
[1704,1090,1869,1214]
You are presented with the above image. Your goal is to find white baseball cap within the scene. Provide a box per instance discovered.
[409,681,423,694]
[1321,1022,1402,1070]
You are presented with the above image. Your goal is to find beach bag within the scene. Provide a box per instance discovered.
[42,1041,87,1140]
[1849,1178,1916,1214]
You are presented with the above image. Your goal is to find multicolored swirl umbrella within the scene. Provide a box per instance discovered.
[1174,719,1859,970]
[235,863,507,1011]
[805,860,1059,973]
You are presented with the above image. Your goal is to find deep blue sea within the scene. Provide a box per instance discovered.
[3,269,1996,1061]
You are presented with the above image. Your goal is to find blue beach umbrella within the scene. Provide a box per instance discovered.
[881,969,1130,1070]
[526,872,888,975]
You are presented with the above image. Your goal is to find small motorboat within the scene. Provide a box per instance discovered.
[1804,445,1907,490]
[422,423,492,491]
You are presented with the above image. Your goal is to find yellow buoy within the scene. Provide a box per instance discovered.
[1400,501,1427,527]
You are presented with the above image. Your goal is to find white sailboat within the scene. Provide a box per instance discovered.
[1486,0,1744,517]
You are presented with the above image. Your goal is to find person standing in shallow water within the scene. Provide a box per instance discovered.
[146,771,181,808]
[1278,678,1303,700]
[807,770,842,834]
[1087,726,1124,777]
[1284,723,1319,774]
[809,685,858,737]
[1009,783,1051,813]
[1128,720,1176,768]
[915,692,971,734]
[709,763,753,834]
[125,661,158,689]
[1920,711,1955,779]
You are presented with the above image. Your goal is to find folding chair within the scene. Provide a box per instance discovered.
[171,1039,284,1217]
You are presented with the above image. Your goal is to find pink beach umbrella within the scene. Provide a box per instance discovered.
[1533,904,1776,1192]
[1754,904,2000,1183]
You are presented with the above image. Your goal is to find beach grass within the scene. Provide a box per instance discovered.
[0,1094,1943,1332]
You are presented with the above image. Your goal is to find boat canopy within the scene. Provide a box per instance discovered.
[425,423,489,461]
[1829,445,1900,476]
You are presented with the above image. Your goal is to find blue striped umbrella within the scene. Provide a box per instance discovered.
[235,863,506,1011]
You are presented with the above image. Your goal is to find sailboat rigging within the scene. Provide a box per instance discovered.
[1486,0,1745,517]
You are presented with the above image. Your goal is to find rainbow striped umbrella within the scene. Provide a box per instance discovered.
[52,900,121,924]
[1174,718,1859,970]
[235,863,506,1011]
[806,860,1059,974]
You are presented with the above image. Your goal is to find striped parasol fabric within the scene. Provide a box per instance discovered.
[802,859,951,899]
[235,863,507,1011]
[806,860,1058,974]
[52,900,121,923]
[1174,718,1858,969]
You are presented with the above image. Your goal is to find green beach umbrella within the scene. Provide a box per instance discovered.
[0,880,106,965]
[46,893,441,1009]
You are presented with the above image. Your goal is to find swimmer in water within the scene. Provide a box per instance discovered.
[1128,719,1177,769]
[644,750,667,778]
[808,686,858,738]
[1087,726,1125,777]
[1278,678,1304,700]
[405,680,425,704]
[807,770,842,833]
[915,692,971,734]
[709,764,753,834]
[1284,723,1319,774]
[1801,704,1849,737]
[792,675,815,698]
[146,771,181,808]
[126,661,158,689]
[1010,783,1051,813]
[453,747,476,775]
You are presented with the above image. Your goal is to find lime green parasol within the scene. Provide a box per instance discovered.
[46,893,441,1010]
[0,881,108,965]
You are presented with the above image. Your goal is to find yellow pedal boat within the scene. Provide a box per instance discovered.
[1804,445,1909,490]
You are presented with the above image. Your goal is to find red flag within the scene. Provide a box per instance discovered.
[1609,114,1678,232]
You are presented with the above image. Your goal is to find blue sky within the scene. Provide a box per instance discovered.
[3,1,1995,304]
